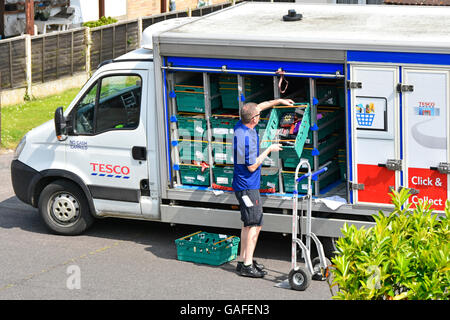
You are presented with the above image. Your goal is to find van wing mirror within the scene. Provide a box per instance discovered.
[54,106,67,141]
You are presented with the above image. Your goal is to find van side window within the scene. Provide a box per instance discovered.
[73,75,142,135]
[74,83,97,134]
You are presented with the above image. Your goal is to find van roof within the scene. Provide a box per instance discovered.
[155,2,450,60]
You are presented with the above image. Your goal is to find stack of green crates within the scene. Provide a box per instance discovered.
[281,161,340,194]
[175,231,240,266]
[175,79,221,113]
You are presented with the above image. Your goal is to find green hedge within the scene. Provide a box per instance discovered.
[330,188,449,300]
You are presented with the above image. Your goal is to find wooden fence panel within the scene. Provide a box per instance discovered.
[0,37,27,89]
[31,28,86,84]
[90,20,139,71]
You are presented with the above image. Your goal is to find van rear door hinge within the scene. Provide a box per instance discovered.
[397,83,414,92]
[349,182,365,191]
[347,81,362,89]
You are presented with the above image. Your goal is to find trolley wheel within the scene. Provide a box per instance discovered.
[311,257,332,281]
[288,267,311,291]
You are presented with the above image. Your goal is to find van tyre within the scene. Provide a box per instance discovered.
[38,180,94,235]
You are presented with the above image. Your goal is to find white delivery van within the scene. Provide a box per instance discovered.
[11,3,450,256]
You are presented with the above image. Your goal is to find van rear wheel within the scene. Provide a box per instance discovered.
[38,180,94,235]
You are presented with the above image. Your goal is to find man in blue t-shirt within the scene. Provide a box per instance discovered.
[233,98,294,278]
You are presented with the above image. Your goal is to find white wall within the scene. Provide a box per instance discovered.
[105,0,127,17]
[71,0,99,25]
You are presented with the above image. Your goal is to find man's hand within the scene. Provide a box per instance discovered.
[257,98,295,112]
[277,98,295,106]
[269,143,283,152]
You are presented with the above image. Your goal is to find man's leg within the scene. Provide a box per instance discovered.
[239,226,249,263]
[243,225,262,266]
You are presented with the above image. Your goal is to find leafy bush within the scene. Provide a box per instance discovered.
[83,16,118,28]
[330,188,449,300]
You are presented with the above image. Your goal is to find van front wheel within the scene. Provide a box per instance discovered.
[38,180,94,235]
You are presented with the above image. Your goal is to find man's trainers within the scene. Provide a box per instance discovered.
[236,260,265,274]
[239,263,265,278]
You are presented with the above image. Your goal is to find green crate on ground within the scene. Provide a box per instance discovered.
[177,115,207,139]
[179,164,210,186]
[212,165,234,189]
[178,140,209,163]
[260,103,311,160]
[175,80,221,113]
[282,161,340,194]
[175,231,240,266]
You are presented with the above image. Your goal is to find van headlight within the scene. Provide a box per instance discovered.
[14,135,27,160]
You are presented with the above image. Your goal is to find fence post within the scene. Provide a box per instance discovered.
[25,34,32,99]
[85,27,91,76]
[137,17,143,47]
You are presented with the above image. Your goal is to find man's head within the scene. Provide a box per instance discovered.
[241,102,260,126]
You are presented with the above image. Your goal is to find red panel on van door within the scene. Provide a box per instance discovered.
[357,164,395,204]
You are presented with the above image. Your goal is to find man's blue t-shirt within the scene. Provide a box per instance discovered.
[232,120,260,191]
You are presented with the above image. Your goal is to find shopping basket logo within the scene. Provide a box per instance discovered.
[356,103,375,127]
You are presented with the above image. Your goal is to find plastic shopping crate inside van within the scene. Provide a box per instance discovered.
[175,231,240,266]
[260,103,311,160]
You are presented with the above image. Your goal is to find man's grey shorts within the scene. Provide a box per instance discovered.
[235,189,263,227]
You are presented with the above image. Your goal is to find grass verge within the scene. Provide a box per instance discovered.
[1,88,80,150]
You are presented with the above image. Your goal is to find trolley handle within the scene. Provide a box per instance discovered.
[296,167,328,182]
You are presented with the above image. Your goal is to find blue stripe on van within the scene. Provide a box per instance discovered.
[347,51,450,66]
[166,56,344,77]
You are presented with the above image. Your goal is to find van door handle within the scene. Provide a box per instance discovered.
[430,162,450,174]
[132,146,147,161]
[378,159,402,171]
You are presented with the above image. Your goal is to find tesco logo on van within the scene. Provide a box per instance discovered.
[90,162,130,179]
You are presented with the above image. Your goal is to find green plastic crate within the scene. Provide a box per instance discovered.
[210,116,239,141]
[282,161,340,194]
[212,142,233,165]
[177,115,207,139]
[282,134,340,169]
[179,164,210,186]
[260,103,311,160]
[260,167,279,192]
[175,81,221,113]
[305,107,345,143]
[218,75,268,109]
[212,165,234,189]
[175,231,240,266]
[178,140,209,163]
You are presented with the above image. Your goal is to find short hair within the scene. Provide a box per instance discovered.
[240,102,258,124]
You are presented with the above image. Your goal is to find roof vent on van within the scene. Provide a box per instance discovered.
[283,9,302,22]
